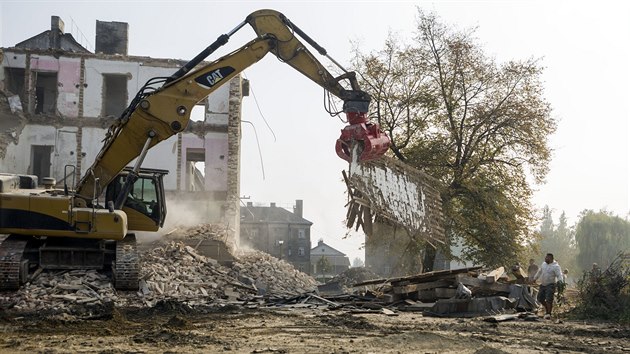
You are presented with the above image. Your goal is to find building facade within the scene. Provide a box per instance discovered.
[310,239,350,280]
[0,16,245,242]
[240,200,312,273]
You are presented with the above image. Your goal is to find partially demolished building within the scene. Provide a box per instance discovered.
[0,16,245,241]
[344,156,448,277]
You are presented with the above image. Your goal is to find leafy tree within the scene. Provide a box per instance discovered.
[316,256,332,276]
[575,210,630,271]
[352,257,365,268]
[352,10,555,267]
[537,206,577,275]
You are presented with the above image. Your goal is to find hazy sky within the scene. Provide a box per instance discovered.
[1,1,628,263]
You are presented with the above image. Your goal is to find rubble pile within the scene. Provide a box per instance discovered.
[230,250,317,296]
[137,241,246,306]
[153,223,236,264]
[139,241,317,305]
[1,235,318,313]
[327,267,381,290]
[0,270,118,313]
[165,223,230,243]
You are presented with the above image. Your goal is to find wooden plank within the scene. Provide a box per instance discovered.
[353,266,482,287]
[418,289,436,301]
[485,267,504,283]
[393,279,452,294]
[435,288,457,299]
[456,274,512,294]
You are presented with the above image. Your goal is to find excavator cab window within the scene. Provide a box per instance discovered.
[105,168,168,227]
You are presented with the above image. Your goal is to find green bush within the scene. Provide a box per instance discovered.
[571,254,630,323]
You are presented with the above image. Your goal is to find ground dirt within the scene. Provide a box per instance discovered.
[0,302,628,354]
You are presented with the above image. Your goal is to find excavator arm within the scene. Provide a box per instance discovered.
[76,9,389,202]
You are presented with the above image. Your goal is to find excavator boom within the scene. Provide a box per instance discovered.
[0,9,391,291]
[76,9,390,201]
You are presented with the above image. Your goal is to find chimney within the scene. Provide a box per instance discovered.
[50,16,65,49]
[95,20,129,55]
[294,199,303,218]
[318,239,324,246]
[270,202,276,208]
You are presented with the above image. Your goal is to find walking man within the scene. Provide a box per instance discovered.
[533,253,564,319]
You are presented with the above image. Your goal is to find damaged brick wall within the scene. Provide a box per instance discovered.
[225,76,243,246]
[345,156,445,277]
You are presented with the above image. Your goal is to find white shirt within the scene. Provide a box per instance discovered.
[533,260,564,286]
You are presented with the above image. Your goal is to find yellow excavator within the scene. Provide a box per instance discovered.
[0,9,390,290]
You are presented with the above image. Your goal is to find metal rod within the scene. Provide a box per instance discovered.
[283,16,349,73]
[164,20,247,85]
[132,133,154,173]
[114,132,154,209]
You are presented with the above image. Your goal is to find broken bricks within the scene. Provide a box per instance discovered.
[0,225,318,314]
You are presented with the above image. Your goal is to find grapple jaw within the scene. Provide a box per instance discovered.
[335,111,390,162]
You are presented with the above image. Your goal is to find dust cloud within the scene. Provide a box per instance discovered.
[134,196,213,244]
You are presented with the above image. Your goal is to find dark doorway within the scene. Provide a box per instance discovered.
[102,74,128,117]
[31,145,53,185]
[34,72,58,114]
[3,68,26,102]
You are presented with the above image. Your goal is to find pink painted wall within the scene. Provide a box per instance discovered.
[57,59,81,117]
[29,56,81,117]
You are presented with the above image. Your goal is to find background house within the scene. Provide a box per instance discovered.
[310,239,350,281]
[240,200,312,273]
[0,16,246,243]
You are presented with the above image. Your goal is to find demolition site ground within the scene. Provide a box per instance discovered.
[0,299,629,353]
[0,225,628,353]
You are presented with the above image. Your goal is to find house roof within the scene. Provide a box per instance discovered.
[310,240,346,257]
[15,30,91,53]
[240,205,312,225]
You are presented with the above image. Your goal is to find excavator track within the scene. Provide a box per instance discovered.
[113,234,140,291]
[0,235,29,290]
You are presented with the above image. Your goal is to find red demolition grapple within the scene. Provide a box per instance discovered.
[336,111,390,162]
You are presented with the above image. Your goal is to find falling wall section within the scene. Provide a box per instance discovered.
[347,155,445,277]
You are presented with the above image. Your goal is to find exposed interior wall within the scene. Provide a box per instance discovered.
[0,46,242,238]
[56,58,81,117]
[3,68,26,102]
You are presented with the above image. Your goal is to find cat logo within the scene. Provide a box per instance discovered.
[195,66,236,89]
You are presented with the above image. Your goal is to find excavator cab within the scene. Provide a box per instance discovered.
[105,167,168,232]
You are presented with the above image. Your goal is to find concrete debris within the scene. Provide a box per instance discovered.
[329,267,381,287]
[321,267,381,295]
[0,89,26,159]
[148,223,236,265]
[0,223,538,321]
[0,269,116,313]
[7,95,23,113]
[139,241,316,305]
[230,250,317,296]
[0,225,317,314]
[350,266,540,318]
